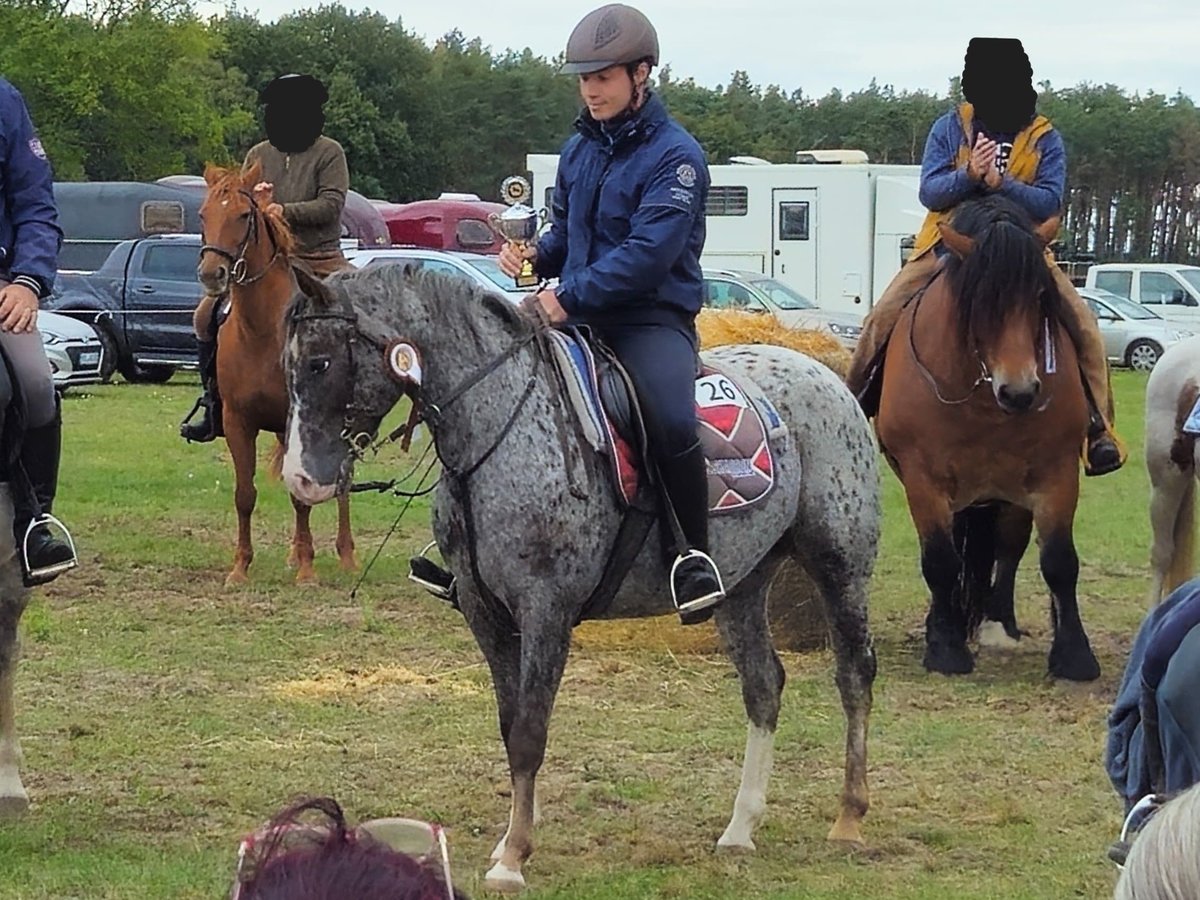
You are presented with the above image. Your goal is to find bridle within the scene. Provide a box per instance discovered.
[200,189,283,285]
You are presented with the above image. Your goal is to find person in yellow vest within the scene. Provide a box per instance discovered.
[846,37,1124,476]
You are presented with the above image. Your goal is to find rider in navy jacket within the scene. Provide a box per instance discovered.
[0,76,75,586]
[500,3,724,624]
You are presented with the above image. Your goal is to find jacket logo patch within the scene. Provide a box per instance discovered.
[28,137,46,160]
[676,163,696,188]
[594,12,620,49]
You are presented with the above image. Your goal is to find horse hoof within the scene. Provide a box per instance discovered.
[483,861,526,893]
[0,792,29,820]
[923,641,974,675]
[827,816,865,846]
[294,571,319,587]
[339,554,359,573]
[716,833,757,853]
[1049,644,1101,682]
[977,620,1021,650]
[224,571,248,587]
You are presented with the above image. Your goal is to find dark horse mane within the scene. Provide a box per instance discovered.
[942,195,1063,348]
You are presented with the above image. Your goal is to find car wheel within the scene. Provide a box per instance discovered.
[95,324,119,382]
[1127,339,1163,372]
[118,359,176,384]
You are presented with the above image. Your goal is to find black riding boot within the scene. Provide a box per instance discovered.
[15,404,77,586]
[180,338,222,443]
[659,442,725,625]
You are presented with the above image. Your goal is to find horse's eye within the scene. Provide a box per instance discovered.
[309,358,331,376]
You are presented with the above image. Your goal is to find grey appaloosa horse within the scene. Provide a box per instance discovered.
[280,264,880,892]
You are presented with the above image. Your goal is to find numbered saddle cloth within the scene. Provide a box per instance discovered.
[545,328,787,514]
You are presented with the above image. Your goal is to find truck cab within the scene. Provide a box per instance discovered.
[1084,263,1200,324]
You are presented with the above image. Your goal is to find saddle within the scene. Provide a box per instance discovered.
[545,326,786,513]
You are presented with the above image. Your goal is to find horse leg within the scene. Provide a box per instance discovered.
[477,605,571,892]
[334,492,358,572]
[905,480,973,674]
[1148,466,1191,604]
[0,556,28,818]
[224,420,258,585]
[979,504,1032,648]
[1035,485,1101,682]
[289,496,317,584]
[794,527,876,845]
[714,559,785,852]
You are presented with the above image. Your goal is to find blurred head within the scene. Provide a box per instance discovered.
[232,797,468,900]
[562,3,657,121]
[259,73,329,153]
[1115,785,1200,900]
[961,37,1037,134]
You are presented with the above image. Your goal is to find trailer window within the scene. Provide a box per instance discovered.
[778,202,809,241]
[707,186,748,216]
[140,201,185,234]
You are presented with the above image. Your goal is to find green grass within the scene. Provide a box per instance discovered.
[0,371,1158,897]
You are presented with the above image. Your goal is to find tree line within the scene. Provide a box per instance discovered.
[3,0,1198,262]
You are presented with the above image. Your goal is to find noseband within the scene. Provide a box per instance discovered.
[200,189,282,285]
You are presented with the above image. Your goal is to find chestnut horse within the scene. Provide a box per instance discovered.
[876,195,1100,681]
[197,163,356,584]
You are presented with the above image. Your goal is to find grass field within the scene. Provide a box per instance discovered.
[0,369,1160,898]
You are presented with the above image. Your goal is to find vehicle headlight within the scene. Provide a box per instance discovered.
[1173,330,1194,340]
[828,322,862,337]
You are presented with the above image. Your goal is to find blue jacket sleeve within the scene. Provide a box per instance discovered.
[555,146,705,315]
[998,128,1066,222]
[918,114,979,212]
[534,164,569,280]
[2,84,61,297]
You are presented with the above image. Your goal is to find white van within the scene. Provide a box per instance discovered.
[1083,263,1200,324]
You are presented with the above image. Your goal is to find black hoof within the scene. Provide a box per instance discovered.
[1048,639,1101,682]
[923,640,975,675]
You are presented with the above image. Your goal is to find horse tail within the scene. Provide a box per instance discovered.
[1166,476,1197,597]
[952,505,1000,635]
[268,438,285,482]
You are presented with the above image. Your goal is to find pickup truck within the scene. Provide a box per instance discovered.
[45,234,203,383]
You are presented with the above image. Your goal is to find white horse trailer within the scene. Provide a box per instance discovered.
[525,153,924,319]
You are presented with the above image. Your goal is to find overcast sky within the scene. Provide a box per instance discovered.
[198,0,1200,100]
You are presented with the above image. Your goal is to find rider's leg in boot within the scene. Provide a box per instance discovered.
[18,398,76,585]
[660,441,725,625]
[845,252,939,412]
[179,338,221,443]
[1051,266,1126,476]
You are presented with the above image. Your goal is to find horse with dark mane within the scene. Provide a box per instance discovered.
[876,194,1100,681]
[278,263,881,891]
[197,164,356,584]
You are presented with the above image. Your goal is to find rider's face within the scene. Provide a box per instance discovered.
[578,65,640,121]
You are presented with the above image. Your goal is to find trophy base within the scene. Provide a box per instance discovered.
[514,272,540,289]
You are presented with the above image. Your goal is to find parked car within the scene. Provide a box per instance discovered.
[41,310,106,390]
[1084,263,1200,324]
[702,268,863,348]
[1080,286,1193,371]
[345,247,536,304]
[46,233,204,382]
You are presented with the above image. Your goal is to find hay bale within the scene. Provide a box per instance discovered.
[697,309,851,379]
[766,560,829,651]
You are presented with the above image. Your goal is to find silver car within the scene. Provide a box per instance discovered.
[702,269,863,349]
[1080,286,1192,372]
[345,247,536,305]
[41,310,106,390]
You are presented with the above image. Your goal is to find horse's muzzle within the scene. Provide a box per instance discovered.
[286,470,338,506]
[995,378,1041,413]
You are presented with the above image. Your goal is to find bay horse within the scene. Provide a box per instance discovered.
[876,195,1101,682]
[1145,335,1200,603]
[197,164,356,585]
[278,264,880,892]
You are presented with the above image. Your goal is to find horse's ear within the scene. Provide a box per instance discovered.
[937,221,976,258]
[243,158,263,187]
[293,263,332,307]
[203,163,223,187]
[1034,215,1062,249]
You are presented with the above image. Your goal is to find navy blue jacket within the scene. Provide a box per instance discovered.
[0,78,60,298]
[535,92,708,327]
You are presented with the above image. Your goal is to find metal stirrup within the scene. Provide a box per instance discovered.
[21,513,79,584]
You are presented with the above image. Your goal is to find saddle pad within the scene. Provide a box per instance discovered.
[1185,395,1200,436]
[548,329,781,514]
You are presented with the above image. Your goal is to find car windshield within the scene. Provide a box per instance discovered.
[1093,290,1160,320]
[746,277,817,310]
[1179,269,1200,296]
[466,256,537,292]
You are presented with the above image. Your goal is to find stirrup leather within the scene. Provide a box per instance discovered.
[22,513,79,586]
